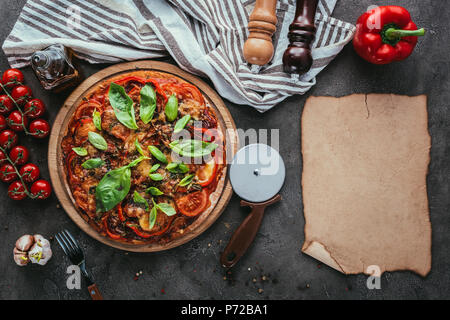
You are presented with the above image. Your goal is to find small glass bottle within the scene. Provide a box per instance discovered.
[31,44,82,92]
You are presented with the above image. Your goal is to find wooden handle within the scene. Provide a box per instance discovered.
[220,194,281,268]
[282,0,319,74]
[87,284,103,300]
[243,0,278,66]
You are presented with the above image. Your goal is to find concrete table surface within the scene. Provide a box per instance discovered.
[0,0,448,300]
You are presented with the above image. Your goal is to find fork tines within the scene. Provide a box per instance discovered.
[55,229,84,265]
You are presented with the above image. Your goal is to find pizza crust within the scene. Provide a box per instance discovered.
[301,94,431,276]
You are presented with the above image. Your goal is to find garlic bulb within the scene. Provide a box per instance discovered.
[13,234,52,266]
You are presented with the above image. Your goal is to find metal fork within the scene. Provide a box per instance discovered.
[55,230,103,300]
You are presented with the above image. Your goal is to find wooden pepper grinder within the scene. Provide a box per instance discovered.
[282,0,318,75]
[243,0,278,66]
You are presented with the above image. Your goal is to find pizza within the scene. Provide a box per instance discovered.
[61,71,225,244]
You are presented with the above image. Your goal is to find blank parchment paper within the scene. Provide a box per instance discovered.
[301,94,431,276]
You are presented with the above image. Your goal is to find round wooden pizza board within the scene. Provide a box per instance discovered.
[48,61,238,252]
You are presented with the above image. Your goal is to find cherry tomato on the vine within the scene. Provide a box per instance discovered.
[24,99,45,119]
[11,85,32,104]
[9,146,29,166]
[0,163,18,183]
[0,149,6,164]
[29,119,50,138]
[0,95,14,114]
[0,115,6,131]
[2,69,24,89]
[30,179,51,199]
[8,181,27,200]
[19,163,40,183]
[0,130,18,149]
[7,111,27,132]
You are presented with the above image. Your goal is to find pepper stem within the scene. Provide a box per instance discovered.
[385,28,426,40]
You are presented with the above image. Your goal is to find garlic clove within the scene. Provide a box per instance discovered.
[15,235,34,252]
[28,241,52,266]
[33,234,51,249]
[13,247,30,266]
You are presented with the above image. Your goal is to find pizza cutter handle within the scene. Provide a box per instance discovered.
[88,283,103,300]
[220,194,281,268]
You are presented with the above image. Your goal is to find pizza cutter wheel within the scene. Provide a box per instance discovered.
[221,144,285,268]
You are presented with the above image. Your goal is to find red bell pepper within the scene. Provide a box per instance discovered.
[66,150,81,185]
[126,223,152,239]
[117,203,126,222]
[103,216,123,240]
[353,6,425,65]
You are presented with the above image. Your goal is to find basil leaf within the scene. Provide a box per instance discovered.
[135,138,145,156]
[169,139,218,158]
[165,162,179,173]
[149,173,164,181]
[149,205,157,229]
[149,164,160,173]
[127,156,146,168]
[72,147,88,156]
[93,109,102,131]
[133,191,149,211]
[140,84,156,124]
[173,114,191,133]
[166,162,189,173]
[148,146,168,164]
[108,82,138,130]
[95,166,131,213]
[88,132,108,151]
[82,158,104,169]
[178,174,194,187]
[177,163,189,173]
[146,186,164,196]
[164,94,178,122]
[156,202,177,216]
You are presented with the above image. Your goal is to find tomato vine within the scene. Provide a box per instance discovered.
[0,68,51,200]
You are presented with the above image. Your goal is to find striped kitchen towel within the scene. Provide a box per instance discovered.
[2,0,355,112]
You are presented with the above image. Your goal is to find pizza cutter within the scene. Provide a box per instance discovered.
[221,143,285,268]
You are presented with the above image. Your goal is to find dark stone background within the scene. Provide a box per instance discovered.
[1,0,449,300]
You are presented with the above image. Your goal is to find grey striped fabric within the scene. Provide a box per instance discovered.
[2,0,355,112]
